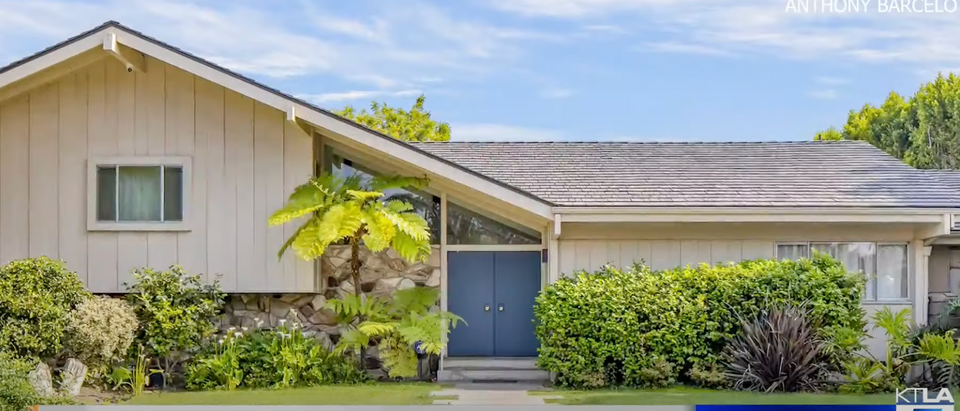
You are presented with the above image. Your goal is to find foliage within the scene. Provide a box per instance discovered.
[63,296,139,375]
[185,319,366,390]
[534,253,866,389]
[108,344,162,397]
[0,257,91,359]
[0,351,39,411]
[329,287,464,378]
[815,73,960,169]
[723,306,829,392]
[337,95,450,142]
[270,173,432,266]
[814,126,843,141]
[688,362,729,389]
[125,266,225,380]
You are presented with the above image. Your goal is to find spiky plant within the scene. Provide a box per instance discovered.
[268,173,432,295]
[723,306,828,392]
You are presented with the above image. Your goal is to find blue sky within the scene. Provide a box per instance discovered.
[1,0,958,141]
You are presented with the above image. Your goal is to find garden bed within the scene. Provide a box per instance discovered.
[123,383,446,405]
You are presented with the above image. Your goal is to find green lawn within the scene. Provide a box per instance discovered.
[125,383,448,405]
[534,387,891,405]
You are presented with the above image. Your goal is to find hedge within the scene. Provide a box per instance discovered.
[534,253,866,388]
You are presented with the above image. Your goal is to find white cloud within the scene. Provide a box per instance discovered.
[808,89,839,99]
[0,0,562,87]
[299,89,423,104]
[489,0,960,71]
[539,86,575,99]
[815,76,850,85]
[451,123,564,141]
[580,24,630,34]
[638,42,737,57]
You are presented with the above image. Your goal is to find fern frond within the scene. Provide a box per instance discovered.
[358,321,400,337]
[369,175,429,192]
[347,189,385,202]
[384,200,414,213]
[391,231,432,263]
[390,287,439,315]
[361,208,395,252]
[291,220,327,260]
[381,210,430,242]
[277,222,309,260]
[269,182,327,226]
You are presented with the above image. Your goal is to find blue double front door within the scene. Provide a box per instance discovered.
[447,251,542,357]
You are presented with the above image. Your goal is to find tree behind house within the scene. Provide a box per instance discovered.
[337,95,451,142]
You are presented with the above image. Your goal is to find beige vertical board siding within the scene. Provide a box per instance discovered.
[0,95,30,265]
[257,104,286,291]
[680,240,712,268]
[588,240,607,270]
[199,78,230,286]
[253,103,275,291]
[169,67,206,278]
[220,90,244,291]
[741,240,775,260]
[605,241,621,268]
[230,92,256,292]
[650,241,681,270]
[116,64,147,289]
[618,240,640,269]
[283,121,315,291]
[710,240,742,265]
[29,83,59,258]
[86,60,119,292]
[58,73,88,282]
[558,240,576,277]
[146,57,177,271]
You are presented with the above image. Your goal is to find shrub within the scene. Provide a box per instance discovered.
[63,296,139,375]
[534,253,865,389]
[0,257,91,358]
[125,266,225,379]
[723,306,829,392]
[185,320,366,390]
[688,362,729,389]
[0,351,38,411]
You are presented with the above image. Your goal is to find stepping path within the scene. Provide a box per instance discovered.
[430,382,561,405]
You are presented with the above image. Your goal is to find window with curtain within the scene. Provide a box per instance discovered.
[775,241,908,301]
[96,165,183,222]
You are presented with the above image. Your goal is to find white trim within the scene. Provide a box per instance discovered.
[553,206,960,215]
[444,244,543,252]
[86,156,192,232]
[439,192,448,362]
[562,212,950,224]
[0,33,103,91]
[552,214,562,239]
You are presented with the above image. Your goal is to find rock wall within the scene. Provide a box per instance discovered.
[222,245,441,349]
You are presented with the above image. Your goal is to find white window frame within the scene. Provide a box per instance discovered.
[86,156,192,232]
[775,241,911,303]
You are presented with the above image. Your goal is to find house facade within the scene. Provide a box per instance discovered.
[1,22,959,369]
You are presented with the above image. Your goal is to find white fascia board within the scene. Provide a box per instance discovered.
[0,32,104,90]
[559,210,952,224]
[109,27,554,220]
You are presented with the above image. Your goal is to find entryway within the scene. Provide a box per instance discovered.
[446,251,541,357]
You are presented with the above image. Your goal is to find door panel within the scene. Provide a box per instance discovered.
[447,251,495,356]
[493,251,542,357]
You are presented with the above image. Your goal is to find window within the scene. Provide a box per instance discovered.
[88,157,191,231]
[447,200,542,245]
[776,241,908,301]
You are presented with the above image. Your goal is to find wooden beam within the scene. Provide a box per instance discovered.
[285,106,314,136]
[102,32,145,73]
[0,48,107,105]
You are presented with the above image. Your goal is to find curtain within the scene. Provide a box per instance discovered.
[814,242,877,300]
[877,245,908,299]
[118,166,161,221]
[776,244,809,261]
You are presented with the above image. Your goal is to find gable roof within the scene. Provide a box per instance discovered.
[413,140,960,208]
[0,21,555,218]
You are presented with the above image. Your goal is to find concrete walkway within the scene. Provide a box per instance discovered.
[430,382,560,405]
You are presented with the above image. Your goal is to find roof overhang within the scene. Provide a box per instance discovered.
[0,22,555,221]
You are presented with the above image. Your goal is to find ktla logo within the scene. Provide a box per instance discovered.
[896,388,955,411]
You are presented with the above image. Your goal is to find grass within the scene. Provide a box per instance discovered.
[124,383,450,405]
[532,387,891,405]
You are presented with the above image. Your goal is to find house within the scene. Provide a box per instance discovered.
[1,21,959,377]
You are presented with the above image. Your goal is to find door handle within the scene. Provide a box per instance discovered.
[484,304,491,312]
[498,304,504,312]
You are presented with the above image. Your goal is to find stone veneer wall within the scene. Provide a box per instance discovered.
[221,245,441,352]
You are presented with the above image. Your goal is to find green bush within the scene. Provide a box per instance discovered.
[534,253,866,388]
[63,296,139,375]
[185,320,366,390]
[0,257,91,358]
[0,351,38,411]
[125,266,225,379]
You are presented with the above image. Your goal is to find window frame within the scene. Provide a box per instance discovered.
[87,156,192,232]
[775,240,911,303]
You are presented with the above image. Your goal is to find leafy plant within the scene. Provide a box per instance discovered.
[535,254,866,389]
[0,257,91,358]
[125,266,225,385]
[838,308,916,394]
[0,350,39,411]
[329,287,464,378]
[688,362,729,389]
[337,95,451,142]
[269,173,433,296]
[63,296,139,376]
[916,330,960,391]
[185,318,366,391]
[108,345,161,397]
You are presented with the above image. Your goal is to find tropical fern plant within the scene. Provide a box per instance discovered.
[328,288,464,378]
[268,172,433,295]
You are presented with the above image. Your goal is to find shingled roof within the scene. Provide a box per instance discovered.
[413,140,960,208]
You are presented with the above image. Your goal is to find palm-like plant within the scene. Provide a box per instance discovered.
[269,173,433,295]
